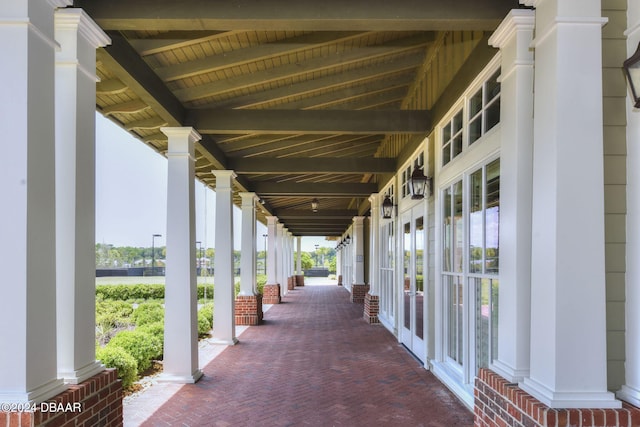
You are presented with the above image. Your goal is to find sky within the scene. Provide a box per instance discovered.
[95,113,329,252]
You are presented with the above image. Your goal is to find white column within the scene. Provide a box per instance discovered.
[296,236,302,274]
[277,223,286,296]
[239,192,258,296]
[161,127,203,383]
[368,194,380,295]
[212,171,238,345]
[487,9,534,384]
[265,216,279,285]
[288,232,294,278]
[54,8,109,384]
[0,0,69,404]
[619,1,640,407]
[353,217,365,285]
[519,0,620,408]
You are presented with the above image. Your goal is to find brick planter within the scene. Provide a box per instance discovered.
[287,276,295,291]
[338,275,343,286]
[235,294,263,326]
[0,369,122,427]
[475,368,640,427]
[363,293,380,324]
[262,283,281,304]
[350,283,369,303]
[295,275,305,287]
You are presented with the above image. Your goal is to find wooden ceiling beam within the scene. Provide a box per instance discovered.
[155,31,372,82]
[188,109,430,135]
[253,182,377,197]
[173,35,432,102]
[228,157,395,174]
[77,0,516,31]
[207,56,423,109]
[276,209,358,219]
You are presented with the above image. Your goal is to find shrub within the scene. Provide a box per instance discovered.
[96,346,138,390]
[106,329,162,372]
[198,303,213,336]
[137,322,164,356]
[197,284,214,299]
[256,274,267,294]
[96,300,134,329]
[132,302,164,326]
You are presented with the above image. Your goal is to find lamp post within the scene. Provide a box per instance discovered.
[151,233,161,275]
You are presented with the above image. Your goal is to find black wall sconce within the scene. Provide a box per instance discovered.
[382,195,395,219]
[410,166,433,199]
[624,42,640,108]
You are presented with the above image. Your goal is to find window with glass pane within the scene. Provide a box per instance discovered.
[403,222,411,330]
[415,216,425,340]
[469,68,501,146]
[442,110,463,166]
[443,187,452,272]
[447,275,463,365]
[485,159,500,274]
[469,169,483,273]
[474,277,499,374]
[453,181,464,273]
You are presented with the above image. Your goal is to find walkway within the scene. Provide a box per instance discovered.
[133,280,473,426]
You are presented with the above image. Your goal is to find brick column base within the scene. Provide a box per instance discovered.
[338,275,343,286]
[363,293,380,324]
[262,283,281,304]
[287,276,295,290]
[350,283,369,303]
[475,369,639,427]
[295,275,304,286]
[235,294,263,326]
[0,369,122,427]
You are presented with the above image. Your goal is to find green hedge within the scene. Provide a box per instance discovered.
[132,302,164,326]
[96,284,214,301]
[137,322,164,349]
[106,330,162,372]
[198,303,213,336]
[96,300,134,329]
[96,346,138,389]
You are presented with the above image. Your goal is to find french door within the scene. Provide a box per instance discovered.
[400,204,426,361]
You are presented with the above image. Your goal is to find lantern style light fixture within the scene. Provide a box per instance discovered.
[382,195,395,219]
[624,42,640,108]
[345,234,351,244]
[311,198,319,212]
[410,166,433,199]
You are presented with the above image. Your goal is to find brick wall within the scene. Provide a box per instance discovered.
[475,369,640,427]
[262,284,281,304]
[287,276,294,291]
[0,369,122,427]
[295,275,304,287]
[235,294,263,326]
[350,284,370,303]
[363,293,380,324]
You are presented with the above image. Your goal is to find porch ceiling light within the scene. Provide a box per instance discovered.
[311,198,319,213]
[624,42,640,108]
[410,166,432,199]
[382,195,395,219]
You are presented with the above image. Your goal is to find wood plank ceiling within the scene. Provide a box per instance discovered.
[76,0,519,236]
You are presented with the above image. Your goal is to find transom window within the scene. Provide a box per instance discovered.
[441,68,501,167]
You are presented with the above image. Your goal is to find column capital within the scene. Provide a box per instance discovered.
[48,0,73,8]
[55,9,110,49]
[212,170,237,189]
[239,192,258,207]
[276,223,285,230]
[265,215,279,225]
[368,192,380,203]
[489,9,535,49]
[162,127,202,144]
[352,216,366,225]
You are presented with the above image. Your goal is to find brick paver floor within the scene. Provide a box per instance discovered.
[140,281,473,427]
